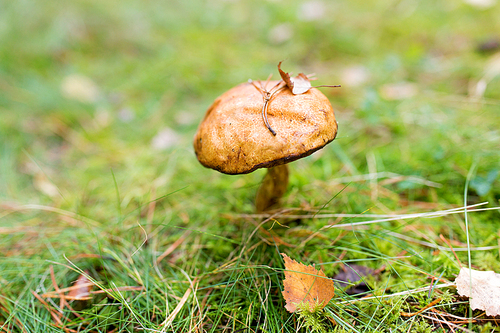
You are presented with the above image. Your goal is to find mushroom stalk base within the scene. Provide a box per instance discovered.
[255,164,289,212]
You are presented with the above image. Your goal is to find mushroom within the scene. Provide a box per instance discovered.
[193,79,338,212]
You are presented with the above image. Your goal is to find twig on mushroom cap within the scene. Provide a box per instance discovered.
[193,73,338,211]
[249,78,286,136]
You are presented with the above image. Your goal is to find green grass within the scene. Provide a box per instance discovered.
[1,0,500,331]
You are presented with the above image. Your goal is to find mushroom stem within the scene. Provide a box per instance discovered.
[255,164,289,212]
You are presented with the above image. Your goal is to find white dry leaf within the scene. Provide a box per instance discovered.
[94,108,111,128]
[463,0,496,9]
[277,62,313,95]
[455,267,500,316]
[61,74,100,103]
[290,73,312,95]
[471,52,500,98]
[33,173,59,198]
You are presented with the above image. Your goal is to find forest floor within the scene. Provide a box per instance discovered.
[1,0,500,331]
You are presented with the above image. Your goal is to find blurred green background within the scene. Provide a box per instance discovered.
[1,0,499,208]
[1,0,500,331]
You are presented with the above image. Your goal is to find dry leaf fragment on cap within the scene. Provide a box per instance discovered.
[278,62,312,95]
[193,62,340,212]
[290,73,313,95]
[277,61,294,91]
[278,61,340,95]
[281,253,335,313]
[455,267,500,316]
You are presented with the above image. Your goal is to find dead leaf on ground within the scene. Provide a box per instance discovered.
[281,253,335,313]
[463,0,496,9]
[33,172,60,198]
[42,271,93,301]
[61,74,100,103]
[68,273,92,300]
[455,267,500,316]
[471,52,500,98]
[477,38,500,53]
[334,264,376,295]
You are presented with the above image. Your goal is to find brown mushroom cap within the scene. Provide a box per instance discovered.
[193,80,338,175]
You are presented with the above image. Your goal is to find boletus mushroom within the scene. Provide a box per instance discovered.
[193,72,338,212]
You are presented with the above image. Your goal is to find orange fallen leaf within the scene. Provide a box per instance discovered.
[281,253,335,313]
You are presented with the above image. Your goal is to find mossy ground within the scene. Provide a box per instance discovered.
[1,0,500,331]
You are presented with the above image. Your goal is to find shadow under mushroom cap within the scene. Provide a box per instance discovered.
[193,81,338,175]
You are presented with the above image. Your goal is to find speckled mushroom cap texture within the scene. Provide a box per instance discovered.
[193,80,337,175]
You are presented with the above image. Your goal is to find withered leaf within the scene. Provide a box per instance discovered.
[278,61,294,91]
[455,267,500,316]
[277,62,340,95]
[61,74,100,104]
[334,264,377,295]
[278,62,312,95]
[281,253,335,313]
[67,272,92,300]
[290,73,312,95]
